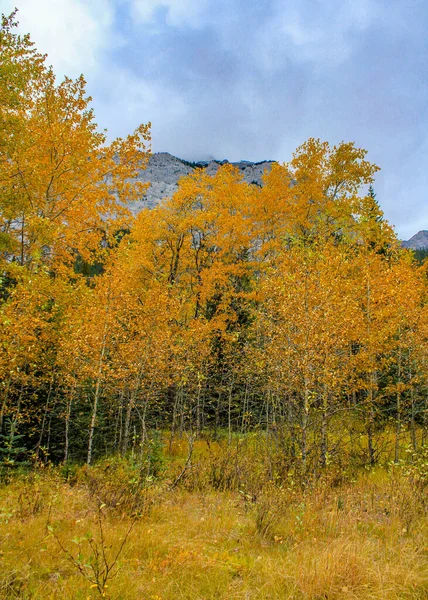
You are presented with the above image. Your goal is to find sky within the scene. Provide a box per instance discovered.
[4,0,428,239]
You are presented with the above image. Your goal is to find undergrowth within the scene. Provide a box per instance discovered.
[0,437,427,599]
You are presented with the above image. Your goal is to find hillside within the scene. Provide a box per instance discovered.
[402,230,428,250]
[129,152,274,212]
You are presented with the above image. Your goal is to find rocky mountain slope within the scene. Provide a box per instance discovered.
[128,152,274,213]
[402,230,428,250]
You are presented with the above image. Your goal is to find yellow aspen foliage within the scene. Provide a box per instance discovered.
[0,12,151,278]
[1,11,427,466]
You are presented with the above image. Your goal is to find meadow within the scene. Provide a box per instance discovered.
[1,434,427,600]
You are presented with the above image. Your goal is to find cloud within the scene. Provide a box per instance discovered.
[88,64,188,145]
[3,0,115,77]
[129,0,210,27]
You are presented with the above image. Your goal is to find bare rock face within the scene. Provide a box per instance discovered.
[128,152,194,213]
[402,230,428,250]
[128,152,274,213]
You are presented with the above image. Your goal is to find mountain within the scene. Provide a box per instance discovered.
[127,152,274,214]
[402,231,428,250]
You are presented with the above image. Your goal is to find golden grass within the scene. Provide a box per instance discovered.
[0,462,427,599]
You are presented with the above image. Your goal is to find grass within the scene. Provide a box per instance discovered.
[0,441,427,599]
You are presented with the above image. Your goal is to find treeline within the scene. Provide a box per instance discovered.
[1,13,427,470]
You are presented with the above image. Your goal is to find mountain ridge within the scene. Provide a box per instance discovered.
[128,152,274,213]
[401,230,428,250]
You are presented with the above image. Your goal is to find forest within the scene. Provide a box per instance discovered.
[1,12,427,600]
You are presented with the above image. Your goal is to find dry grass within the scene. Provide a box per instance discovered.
[0,454,427,599]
